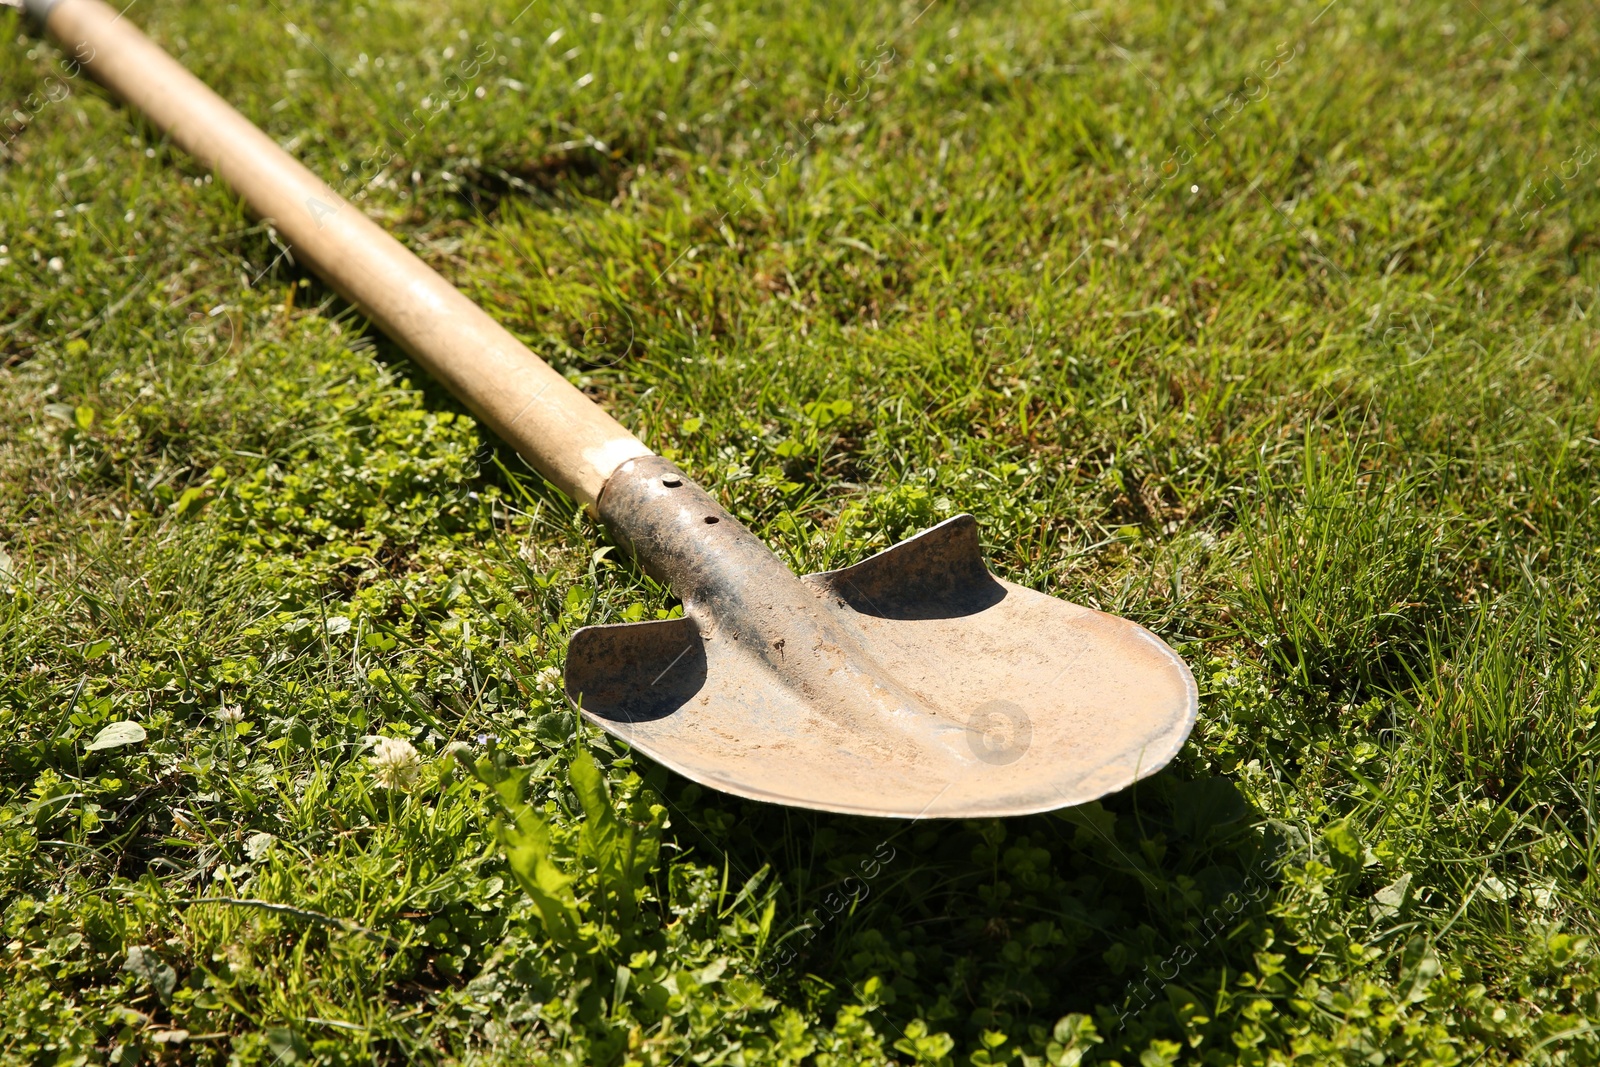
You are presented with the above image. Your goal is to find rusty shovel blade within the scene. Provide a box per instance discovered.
[566,458,1197,819]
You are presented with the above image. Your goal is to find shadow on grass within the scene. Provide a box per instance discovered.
[651,761,1286,1056]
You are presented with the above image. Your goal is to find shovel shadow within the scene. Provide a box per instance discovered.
[804,515,1009,621]
[647,767,1287,1058]
[566,615,708,724]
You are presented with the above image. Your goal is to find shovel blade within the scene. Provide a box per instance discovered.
[567,515,1196,818]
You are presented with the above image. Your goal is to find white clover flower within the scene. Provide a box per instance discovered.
[369,736,423,792]
[215,705,245,727]
[535,665,563,693]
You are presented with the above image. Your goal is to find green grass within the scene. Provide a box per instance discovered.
[3,0,1600,1062]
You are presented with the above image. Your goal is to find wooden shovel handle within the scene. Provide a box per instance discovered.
[35,0,652,508]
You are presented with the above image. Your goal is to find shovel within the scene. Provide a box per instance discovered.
[24,0,1197,817]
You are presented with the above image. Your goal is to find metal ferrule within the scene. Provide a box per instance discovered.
[595,456,966,742]
[597,455,858,677]
[596,454,795,636]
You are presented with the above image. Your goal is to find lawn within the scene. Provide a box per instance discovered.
[2,0,1599,1062]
